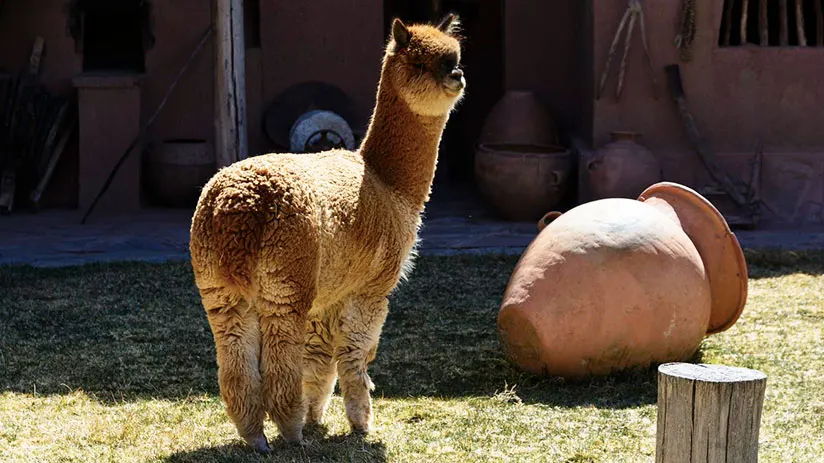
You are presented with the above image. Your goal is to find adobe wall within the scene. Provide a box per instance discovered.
[590,0,824,225]
[258,0,384,138]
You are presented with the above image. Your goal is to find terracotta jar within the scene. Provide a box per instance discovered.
[144,139,216,208]
[587,131,662,200]
[478,91,559,146]
[475,143,572,222]
[498,182,748,378]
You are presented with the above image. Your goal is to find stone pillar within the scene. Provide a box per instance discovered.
[72,74,143,214]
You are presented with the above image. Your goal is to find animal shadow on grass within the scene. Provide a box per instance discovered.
[163,426,387,463]
[368,255,666,410]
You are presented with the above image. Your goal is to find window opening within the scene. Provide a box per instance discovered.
[70,0,153,72]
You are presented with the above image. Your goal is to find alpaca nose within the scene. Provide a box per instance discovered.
[449,69,464,81]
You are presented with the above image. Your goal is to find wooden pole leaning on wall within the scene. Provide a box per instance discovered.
[656,363,767,463]
[214,0,248,168]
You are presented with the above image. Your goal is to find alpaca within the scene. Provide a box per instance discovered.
[189,14,466,452]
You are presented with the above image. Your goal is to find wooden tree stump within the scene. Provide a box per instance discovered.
[656,363,767,463]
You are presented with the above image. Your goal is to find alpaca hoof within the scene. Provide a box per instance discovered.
[351,425,370,436]
[345,403,372,434]
[246,435,273,453]
[348,415,372,435]
[280,428,304,445]
[305,408,324,427]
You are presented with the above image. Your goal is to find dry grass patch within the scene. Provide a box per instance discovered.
[0,250,822,462]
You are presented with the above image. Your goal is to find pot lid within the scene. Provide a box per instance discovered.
[638,182,748,334]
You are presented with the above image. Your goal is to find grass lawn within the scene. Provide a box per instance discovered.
[0,250,822,462]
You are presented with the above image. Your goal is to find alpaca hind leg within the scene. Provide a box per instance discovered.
[303,305,339,425]
[333,296,389,433]
[201,289,270,452]
[258,298,310,444]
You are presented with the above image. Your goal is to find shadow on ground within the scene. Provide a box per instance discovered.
[743,248,824,278]
[163,428,387,463]
[1,250,816,409]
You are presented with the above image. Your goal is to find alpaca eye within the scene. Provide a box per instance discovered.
[440,60,453,75]
[440,57,457,76]
[415,63,427,73]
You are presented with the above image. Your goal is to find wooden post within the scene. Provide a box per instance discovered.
[214,0,248,168]
[656,363,767,463]
[795,0,807,46]
[740,0,750,44]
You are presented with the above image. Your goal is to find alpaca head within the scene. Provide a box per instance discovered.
[383,14,465,117]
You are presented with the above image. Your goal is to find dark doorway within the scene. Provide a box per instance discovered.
[383,0,504,186]
[71,0,152,73]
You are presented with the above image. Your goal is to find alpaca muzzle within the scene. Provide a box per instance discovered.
[445,69,465,92]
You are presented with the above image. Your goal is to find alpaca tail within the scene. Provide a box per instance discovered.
[210,210,260,293]
[191,197,265,296]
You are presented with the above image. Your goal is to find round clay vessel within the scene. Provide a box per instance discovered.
[479,91,559,146]
[587,131,662,200]
[144,139,216,208]
[475,143,572,222]
[497,182,748,378]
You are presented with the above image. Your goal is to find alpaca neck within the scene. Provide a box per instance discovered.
[359,82,448,209]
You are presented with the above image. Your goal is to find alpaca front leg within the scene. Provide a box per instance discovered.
[203,295,270,453]
[303,309,338,425]
[333,296,389,433]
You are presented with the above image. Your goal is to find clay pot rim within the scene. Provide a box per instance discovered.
[638,181,748,335]
[477,142,570,157]
[609,130,643,138]
[162,138,209,144]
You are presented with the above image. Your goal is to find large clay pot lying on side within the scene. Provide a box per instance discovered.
[475,143,572,222]
[497,182,748,378]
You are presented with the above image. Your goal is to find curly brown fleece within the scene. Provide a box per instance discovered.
[188,15,465,452]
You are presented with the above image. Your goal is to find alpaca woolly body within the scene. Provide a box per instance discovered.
[189,15,465,452]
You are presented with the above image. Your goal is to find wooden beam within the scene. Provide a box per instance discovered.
[656,363,767,463]
[795,0,807,46]
[215,0,248,168]
[740,0,750,44]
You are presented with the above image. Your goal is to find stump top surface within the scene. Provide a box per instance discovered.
[659,362,767,382]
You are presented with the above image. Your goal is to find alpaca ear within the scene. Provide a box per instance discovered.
[436,13,460,34]
[392,18,411,50]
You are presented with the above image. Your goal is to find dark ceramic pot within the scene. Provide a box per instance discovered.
[478,91,559,146]
[474,143,572,222]
[587,131,662,200]
[144,139,216,208]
